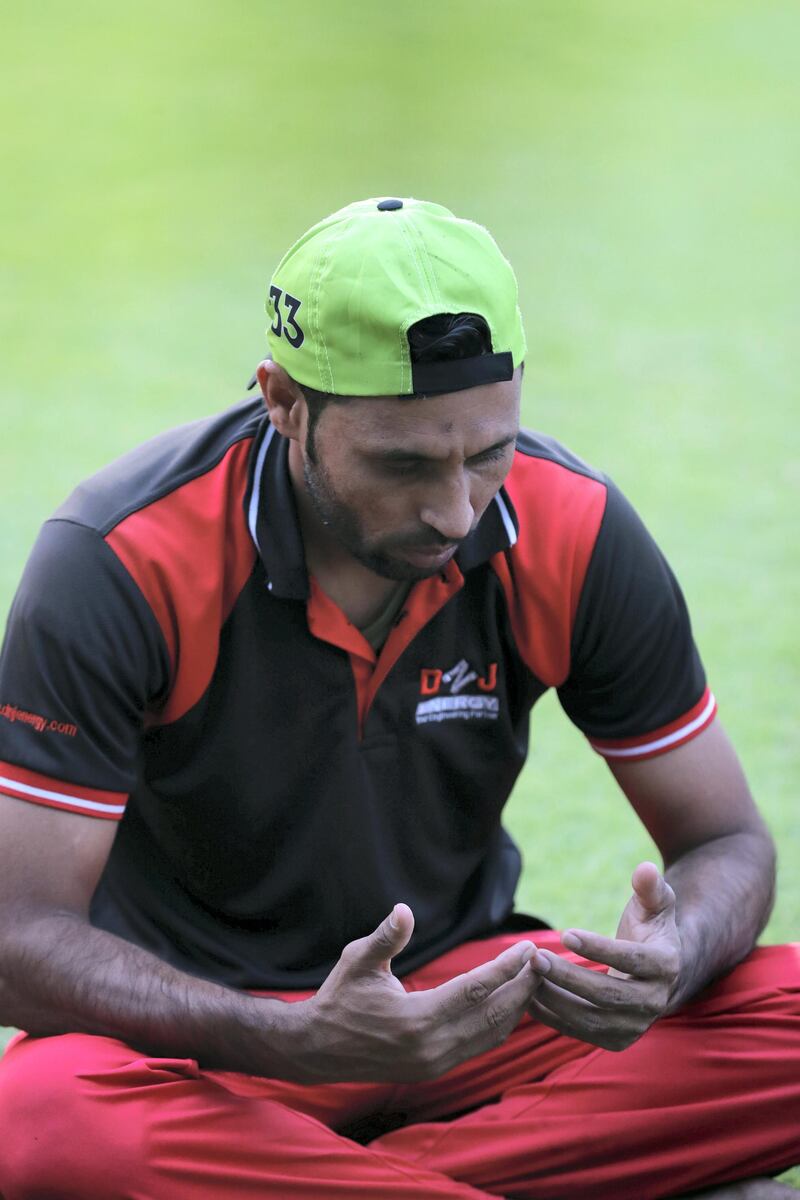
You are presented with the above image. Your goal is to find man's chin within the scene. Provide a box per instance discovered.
[356,545,457,582]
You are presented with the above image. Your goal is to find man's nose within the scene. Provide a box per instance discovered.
[419,475,475,542]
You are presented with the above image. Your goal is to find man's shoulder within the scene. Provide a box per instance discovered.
[505,430,610,544]
[55,397,265,535]
[510,429,607,489]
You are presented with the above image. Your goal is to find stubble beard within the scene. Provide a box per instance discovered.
[302,455,452,582]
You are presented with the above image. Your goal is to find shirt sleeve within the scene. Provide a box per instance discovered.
[0,519,170,818]
[557,480,716,762]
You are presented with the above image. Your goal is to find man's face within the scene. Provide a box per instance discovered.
[300,370,522,581]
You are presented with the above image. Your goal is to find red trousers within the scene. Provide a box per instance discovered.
[1,934,798,1200]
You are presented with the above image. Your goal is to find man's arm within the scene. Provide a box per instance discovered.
[0,793,302,1074]
[527,719,775,1048]
[611,717,775,1009]
[0,793,542,1082]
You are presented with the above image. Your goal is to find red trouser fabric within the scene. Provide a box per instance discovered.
[1,934,798,1200]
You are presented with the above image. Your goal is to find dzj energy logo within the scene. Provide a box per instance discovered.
[415,660,499,725]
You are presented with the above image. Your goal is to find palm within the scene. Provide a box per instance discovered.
[616,891,672,943]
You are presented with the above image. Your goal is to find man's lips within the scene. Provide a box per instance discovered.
[398,542,458,567]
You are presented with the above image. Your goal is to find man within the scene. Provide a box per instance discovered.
[0,197,796,1199]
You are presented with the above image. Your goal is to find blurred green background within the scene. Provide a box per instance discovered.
[0,1,798,1169]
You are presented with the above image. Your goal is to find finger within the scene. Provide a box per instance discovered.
[433,941,538,1018]
[530,950,644,1006]
[340,903,415,974]
[528,990,633,1050]
[529,988,602,1039]
[531,954,671,1030]
[439,952,544,1059]
[482,953,545,1020]
[631,861,676,917]
[557,932,679,979]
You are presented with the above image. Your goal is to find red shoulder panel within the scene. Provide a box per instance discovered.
[106,439,256,725]
[495,453,608,687]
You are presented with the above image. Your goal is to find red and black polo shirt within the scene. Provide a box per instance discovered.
[0,397,716,989]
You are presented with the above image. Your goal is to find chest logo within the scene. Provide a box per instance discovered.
[415,660,499,725]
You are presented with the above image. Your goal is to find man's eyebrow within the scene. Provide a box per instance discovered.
[368,433,518,464]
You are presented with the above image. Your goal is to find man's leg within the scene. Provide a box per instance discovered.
[374,940,800,1200]
[2,938,796,1199]
[0,1031,493,1199]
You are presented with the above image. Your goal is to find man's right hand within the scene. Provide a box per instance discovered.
[281,903,542,1084]
[0,794,540,1084]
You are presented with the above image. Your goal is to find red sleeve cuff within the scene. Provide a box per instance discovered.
[587,688,718,762]
[0,760,127,820]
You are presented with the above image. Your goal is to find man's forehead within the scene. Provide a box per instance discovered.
[325,372,521,450]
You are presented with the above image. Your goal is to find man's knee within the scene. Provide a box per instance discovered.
[0,1033,145,1198]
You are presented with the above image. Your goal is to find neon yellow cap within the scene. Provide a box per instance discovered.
[265,197,526,396]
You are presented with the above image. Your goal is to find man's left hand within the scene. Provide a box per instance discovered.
[528,861,682,1051]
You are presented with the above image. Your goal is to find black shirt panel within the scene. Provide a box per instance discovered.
[0,520,168,798]
[90,565,546,988]
[557,479,706,739]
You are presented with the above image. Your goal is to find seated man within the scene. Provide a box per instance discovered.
[0,197,797,1199]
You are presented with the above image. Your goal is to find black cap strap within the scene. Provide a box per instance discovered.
[410,352,514,396]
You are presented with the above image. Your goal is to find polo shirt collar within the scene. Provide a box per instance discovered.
[455,485,519,572]
[245,419,520,599]
[246,420,310,600]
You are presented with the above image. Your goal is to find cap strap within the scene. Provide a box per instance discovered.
[411,351,514,396]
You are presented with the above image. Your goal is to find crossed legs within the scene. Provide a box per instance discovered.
[1,937,797,1199]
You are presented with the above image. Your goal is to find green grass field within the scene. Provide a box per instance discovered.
[1,0,798,1184]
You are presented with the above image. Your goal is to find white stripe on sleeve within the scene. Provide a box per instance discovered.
[0,774,126,816]
[595,692,717,759]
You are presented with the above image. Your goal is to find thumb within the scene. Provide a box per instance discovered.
[343,903,415,973]
[631,861,675,918]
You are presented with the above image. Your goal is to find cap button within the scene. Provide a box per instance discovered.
[376,198,403,211]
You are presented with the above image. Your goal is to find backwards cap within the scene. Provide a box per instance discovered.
[264,197,526,397]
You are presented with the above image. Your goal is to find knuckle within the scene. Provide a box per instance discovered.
[465,978,491,1006]
[627,950,648,975]
[584,1012,605,1038]
[485,1005,511,1044]
[660,948,680,978]
[639,994,663,1019]
[604,985,630,1009]
[640,984,669,1017]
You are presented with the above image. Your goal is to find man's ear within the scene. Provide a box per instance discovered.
[255,360,307,441]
